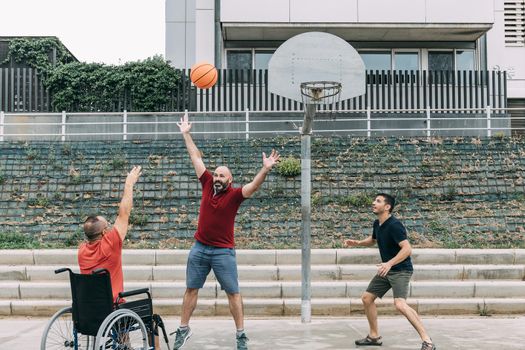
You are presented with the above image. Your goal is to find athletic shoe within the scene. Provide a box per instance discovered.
[355,335,382,346]
[236,332,249,350]
[421,340,436,350]
[172,327,192,349]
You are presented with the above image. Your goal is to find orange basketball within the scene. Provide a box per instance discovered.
[190,62,218,89]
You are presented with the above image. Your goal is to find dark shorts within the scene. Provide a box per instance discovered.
[366,270,413,299]
[186,241,239,294]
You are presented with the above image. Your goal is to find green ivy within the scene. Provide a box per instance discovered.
[2,37,74,71]
[45,56,182,112]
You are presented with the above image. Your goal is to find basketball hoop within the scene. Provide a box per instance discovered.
[300,81,342,105]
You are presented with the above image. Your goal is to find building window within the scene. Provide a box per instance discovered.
[393,51,419,71]
[226,51,252,70]
[456,50,475,70]
[360,51,391,71]
[428,51,454,71]
[504,0,525,46]
[254,51,274,70]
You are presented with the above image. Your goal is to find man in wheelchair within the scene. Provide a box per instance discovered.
[41,166,168,349]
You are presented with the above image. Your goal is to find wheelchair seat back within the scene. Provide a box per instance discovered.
[69,270,114,336]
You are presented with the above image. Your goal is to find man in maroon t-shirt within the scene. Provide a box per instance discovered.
[172,114,279,350]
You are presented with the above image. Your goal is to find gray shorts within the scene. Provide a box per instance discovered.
[366,270,413,299]
[186,241,239,294]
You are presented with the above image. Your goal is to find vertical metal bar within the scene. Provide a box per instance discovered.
[410,70,415,110]
[223,69,228,111]
[246,69,250,111]
[123,110,127,140]
[28,68,33,111]
[235,69,239,111]
[503,70,507,109]
[265,70,270,111]
[491,70,496,109]
[370,71,375,110]
[259,70,263,111]
[367,106,371,137]
[182,70,187,110]
[240,69,244,111]
[393,70,397,110]
[217,69,222,111]
[405,70,409,110]
[497,70,502,109]
[428,71,433,110]
[16,68,21,112]
[485,70,490,109]
[245,108,250,140]
[486,105,491,137]
[435,71,440,110]
[440,70,444,110]
[10,68,14,112]
[451,69,456,110]
[422,70,427,110]
[474,70,479,110]
[426,105,431,138]
[463,71,468,111]
[445,70,450,111]
[381,70,385,110]
[22,68,27,112]
[468,70,473,110]
[375,70,380,110]
[387,70,392,110]
[480,69,485,108]
[229,69,233,111]
[61,111,66,142]
[457,71,462,110]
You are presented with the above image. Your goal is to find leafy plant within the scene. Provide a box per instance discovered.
[277,156,301,177]
[2,37,74,71]
[129,212,149,226]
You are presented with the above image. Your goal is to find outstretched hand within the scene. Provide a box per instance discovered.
[125,165,142,187]
[262,149,280,170]
[176,113,192,134]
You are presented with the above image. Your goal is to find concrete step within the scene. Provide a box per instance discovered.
[2,264,524,281]
[2,280,524,300]
[1,249,524,266]
[4,297,525,317]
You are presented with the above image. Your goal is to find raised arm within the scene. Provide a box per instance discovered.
[242,149,280,198]
[113,166,142,241]
[177,113,206,178]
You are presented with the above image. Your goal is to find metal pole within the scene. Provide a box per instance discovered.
[301,103,315,323]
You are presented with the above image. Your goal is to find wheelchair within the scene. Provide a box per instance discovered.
[40,268,169,350]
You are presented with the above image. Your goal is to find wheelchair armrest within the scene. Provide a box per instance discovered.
[54,268,72,274]
[91,268,109,275]
[118,288,151,299]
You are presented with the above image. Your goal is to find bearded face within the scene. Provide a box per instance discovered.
[212,166,232,194]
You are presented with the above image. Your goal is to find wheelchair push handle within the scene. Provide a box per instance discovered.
[54,268,72,274]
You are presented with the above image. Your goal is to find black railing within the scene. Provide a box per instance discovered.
[0,68,507,113]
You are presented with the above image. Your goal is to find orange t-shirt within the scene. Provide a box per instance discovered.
[78,227,123,302]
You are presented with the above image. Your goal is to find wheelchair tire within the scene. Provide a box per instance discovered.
[93,309,149,350]
[40,306,91,350]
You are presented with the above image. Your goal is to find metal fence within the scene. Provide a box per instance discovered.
[0,107,520,141]
[0,68,508,113]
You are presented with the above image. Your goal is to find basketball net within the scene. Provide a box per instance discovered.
[300,81,342,134]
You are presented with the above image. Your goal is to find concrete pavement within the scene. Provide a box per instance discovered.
[2,316,524,350]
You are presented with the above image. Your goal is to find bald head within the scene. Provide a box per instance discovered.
[83,215,109,241]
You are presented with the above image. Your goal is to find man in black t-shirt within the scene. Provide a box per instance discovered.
[345,193,436,350]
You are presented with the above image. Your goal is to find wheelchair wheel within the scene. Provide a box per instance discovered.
[94,309,149,350]
[40,306,91,349]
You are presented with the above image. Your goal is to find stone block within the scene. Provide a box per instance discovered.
[0,266,27,281]
[411,249,456,264]
[11,300,70,316]
[238,265,278,281]
[412,265,464,281]
[416,298,481,315]
[278,265,340,281]
[19,282,70,299]
[455,249,515,264]
[33,250,76,265]
[463,265,523,280]
[237,250,276,265]
[410,281,474,298]
[155,250,189,265]
[122,250,155,265]
[336,249,380,265]
[0,250,34,265]
[474,281,525,298]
